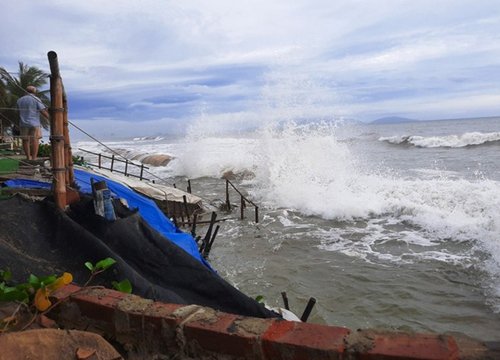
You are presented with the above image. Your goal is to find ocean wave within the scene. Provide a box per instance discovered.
[379,132,500,148]
[132,136,164,142]
[112,148,173,167]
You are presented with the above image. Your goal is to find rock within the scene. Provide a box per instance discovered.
[0,329,122,360]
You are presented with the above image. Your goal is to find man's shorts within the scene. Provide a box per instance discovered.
[20,126,42,140]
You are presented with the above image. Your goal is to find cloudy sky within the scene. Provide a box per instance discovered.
[2,1,500,137]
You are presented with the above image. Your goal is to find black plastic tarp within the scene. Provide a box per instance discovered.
[0,195,276,318]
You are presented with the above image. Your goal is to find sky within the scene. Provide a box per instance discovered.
[1,0,500,138]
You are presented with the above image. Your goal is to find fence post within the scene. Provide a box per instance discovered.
[140,164,144,180]
[110,154,115,172]
[47,51,66,210]
[124,159,128,176]
[240,195,245,220]
[226,180,231,211]
[183,195,190,226]
[187,180,192,194]
[98,154,101,168]
[255,206,259,223]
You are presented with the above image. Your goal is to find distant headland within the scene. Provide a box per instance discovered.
[370,115,500,124]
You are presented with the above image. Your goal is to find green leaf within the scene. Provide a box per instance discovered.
[0,269,12,282]
[112,279,132,294]
[84,262,94,272]
[95,258,116,271]
[39,275,57,286]
[28,274,40,287]
[255,295,264,303]
[0,287,29,302]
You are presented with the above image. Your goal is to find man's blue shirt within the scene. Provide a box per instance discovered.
[17,94,45,127]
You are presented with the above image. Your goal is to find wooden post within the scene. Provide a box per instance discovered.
[281,292,290,310]
[110,154,115,172]
[98,153,102,168]
[183,195,190,226]
[225,180,231,211]
[124,159,128,176]
[140,164,144,180]
[62,92,74,186]
[191,213,198,237]
[255,206,259,223]
[47,51,66,210]
[300,298,317,322]
[187,180,192,194]
[240,195,245,220]
[203,212,217,248]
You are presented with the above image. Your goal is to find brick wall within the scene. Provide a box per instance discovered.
[50,285,499,359]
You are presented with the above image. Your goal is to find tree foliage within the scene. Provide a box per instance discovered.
[0,62,50,133]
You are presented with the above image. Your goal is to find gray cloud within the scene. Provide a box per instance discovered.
[2,0,499,138]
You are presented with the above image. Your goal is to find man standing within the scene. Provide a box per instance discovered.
[16,85,49,160]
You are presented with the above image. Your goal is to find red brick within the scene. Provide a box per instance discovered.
[183,309,263,358]
[262,320,350,360]
[142,302,184,331]
[50,283,82,301]
[71,288,128,323]
[359,333,459,360]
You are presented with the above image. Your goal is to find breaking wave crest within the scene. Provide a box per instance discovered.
[379,131,500,148]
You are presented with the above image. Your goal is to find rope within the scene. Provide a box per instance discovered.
[1,66,174,186]
[67,120,173,186]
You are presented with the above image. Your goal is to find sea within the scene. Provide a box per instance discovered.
[75,116,500,340]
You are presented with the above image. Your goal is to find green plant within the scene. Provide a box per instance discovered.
[83,257,117,287]
[37,142,51,157]
[112,279,132,294]
[0,257,132,332]
[0,271,72,311]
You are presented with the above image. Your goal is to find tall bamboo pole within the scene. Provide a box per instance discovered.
[62,92,75,185]
[48,51,66,210]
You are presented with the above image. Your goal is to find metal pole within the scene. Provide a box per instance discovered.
[47,51,66,210]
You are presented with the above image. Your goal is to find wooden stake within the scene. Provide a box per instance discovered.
[300,297,317,322]
[183,195,190,226]
[225,180,231,211]
[62,92,74,186]
[48,51,66,210]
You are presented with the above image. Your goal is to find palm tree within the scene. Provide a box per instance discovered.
[0,62,50,134]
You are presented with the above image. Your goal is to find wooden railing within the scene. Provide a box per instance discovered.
[78,148,149,181]
[225,178,259,223]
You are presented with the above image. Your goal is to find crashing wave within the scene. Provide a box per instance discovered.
[112,148,173,167]
[132,136,164,142]
[379,132,500,148]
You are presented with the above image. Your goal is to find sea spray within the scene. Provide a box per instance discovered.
[244,120,500,311]
[250,121,387,219]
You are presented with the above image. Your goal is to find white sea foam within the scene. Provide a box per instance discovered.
[243,122,500,306]
[379,131,500,148]
[77,120,500,310]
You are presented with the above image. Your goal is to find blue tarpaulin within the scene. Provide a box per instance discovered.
[4,168,210,268]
